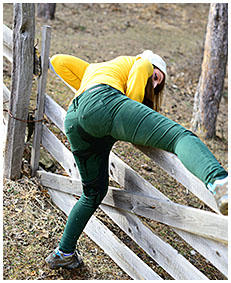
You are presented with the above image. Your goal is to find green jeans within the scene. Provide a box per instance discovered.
[59,84,227,253]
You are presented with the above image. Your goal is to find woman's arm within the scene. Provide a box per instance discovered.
[126,59,153,103]
[50,54,89,91]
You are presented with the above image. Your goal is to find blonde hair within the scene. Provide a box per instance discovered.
[144,76,165,112]
[154,89,164,112]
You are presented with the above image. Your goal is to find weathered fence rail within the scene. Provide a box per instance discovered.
[3,23,228,280]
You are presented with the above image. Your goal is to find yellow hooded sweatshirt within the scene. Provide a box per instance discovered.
[50,54,154,103]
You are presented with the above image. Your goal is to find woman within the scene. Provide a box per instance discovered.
[45,50,228,269]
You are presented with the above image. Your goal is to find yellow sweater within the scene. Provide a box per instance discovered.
[50,54,154,103]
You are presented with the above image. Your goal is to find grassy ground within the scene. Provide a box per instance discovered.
[3,3,228,280]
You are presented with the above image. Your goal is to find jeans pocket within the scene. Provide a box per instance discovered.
[80,99,104,120]
[79,99,112,138]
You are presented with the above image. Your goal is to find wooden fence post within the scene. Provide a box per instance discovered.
[4,3,35,180]
[31,25,51,176]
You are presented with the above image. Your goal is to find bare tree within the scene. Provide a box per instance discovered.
[191,3,228,139]
[37,3,56,20]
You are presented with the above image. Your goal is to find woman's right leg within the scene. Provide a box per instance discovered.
[108,94,227,187]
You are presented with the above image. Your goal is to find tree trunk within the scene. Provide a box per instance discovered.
[4,4,35,180]
[37,3,56,20]
[191,3,228,139]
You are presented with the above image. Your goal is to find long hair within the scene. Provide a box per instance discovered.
[143,75,165,112]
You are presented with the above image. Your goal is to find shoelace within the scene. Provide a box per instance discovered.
[55,247,76,258]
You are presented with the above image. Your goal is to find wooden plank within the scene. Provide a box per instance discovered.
[36,170,82,195]
[104,188,227,243]
[41,125,80,179]
[107,190,227,243]
[3,83,10,103]
[36,170,227,243]
[31,25,51,176]
[3,84,10,124]
[100,204,208,280]
[172,227,228,277]
[47,188,162,280]
[85,215,162,280]
[4,4,35,180]
[3,85,10,151]
[36,171,209,280]
[3,45,13,63]
[44,93,66,133]
[136,145,219,212]
[3,24,13,50]
[3,24,13,62]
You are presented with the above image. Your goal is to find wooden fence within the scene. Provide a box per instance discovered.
[3,24,228,280]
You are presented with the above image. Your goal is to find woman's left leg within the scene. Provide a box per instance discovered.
[46,90,116,269]
[59,135,115,253]
[45,130,115,268]
[58,91,117,253]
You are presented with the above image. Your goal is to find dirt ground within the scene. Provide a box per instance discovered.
[3,3,228,280]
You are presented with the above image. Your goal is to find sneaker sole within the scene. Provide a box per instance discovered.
[45,256,83,270]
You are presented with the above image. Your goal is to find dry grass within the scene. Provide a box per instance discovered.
[3,177,131,280]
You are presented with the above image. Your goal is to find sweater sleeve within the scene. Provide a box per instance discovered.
[125,59,153,103]
[50,54,89,91]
